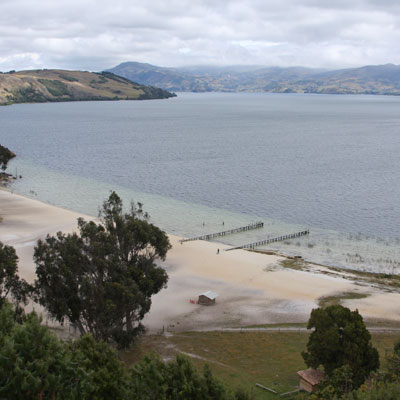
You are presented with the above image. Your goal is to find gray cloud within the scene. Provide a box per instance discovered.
[1,0,400,71]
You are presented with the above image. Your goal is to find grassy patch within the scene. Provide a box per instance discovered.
[122,332,309,399]
[168,331,307,398]
[250,249,278,256]
[120,330,400,400]
[38,79,69,97]
[251,249,400,292]
[318,291,369,308]
[90,75,108,86]
[11,86,47,103]
[371,334,400,371]
[279,258,305,271]
[365,318,400,329]
[58,74,79,82]
[243,322,307,329]
[328,266,400,290]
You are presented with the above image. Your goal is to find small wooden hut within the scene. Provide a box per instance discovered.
[198,291,218,306]
[297,369,325,393]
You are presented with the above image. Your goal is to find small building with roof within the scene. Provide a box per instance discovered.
[297,369,325,393]
[198,291,218,306]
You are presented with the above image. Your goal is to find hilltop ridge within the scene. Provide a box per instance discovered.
[107,62,400,95]
[0,69,176,105]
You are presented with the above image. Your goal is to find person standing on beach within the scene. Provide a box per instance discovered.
[217,249,220,254]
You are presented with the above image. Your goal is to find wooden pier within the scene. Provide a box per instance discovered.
[180,222,264,243]
[225,229,310,251]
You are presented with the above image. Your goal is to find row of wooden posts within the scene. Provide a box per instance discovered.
[225,229,310,251]
[256,383,300,397]
[179,221,264,243]
[180,220,310,251]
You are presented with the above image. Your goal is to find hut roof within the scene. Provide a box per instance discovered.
[297,369,325,386]
[199,291,218,300]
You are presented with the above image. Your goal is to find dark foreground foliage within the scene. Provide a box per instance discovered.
[0,241,30,309]
[0,301,252,400]
[130,353,230,400]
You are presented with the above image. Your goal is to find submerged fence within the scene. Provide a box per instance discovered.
[179,222,264,243]
[225,229,310,251]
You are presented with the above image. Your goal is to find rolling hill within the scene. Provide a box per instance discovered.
[107,62,400,95]
[0,69,176,105]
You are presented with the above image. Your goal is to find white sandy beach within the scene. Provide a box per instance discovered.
[1,188,400,333]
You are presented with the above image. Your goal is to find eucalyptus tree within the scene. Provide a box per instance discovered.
[302,304,379,388]
[0,241,29,309]
[34,192,170,347]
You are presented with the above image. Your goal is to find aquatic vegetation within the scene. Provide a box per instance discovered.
[318,292,370,308]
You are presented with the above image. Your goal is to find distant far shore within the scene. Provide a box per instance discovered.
[106,61,400,96]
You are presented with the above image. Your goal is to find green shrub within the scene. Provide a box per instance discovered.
[38,79,70,97]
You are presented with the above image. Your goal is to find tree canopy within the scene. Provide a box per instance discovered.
[0,241,29,308]
[302,304,379,388]
[130,353,231,400]
[33,192,170,348]
[0,302,128,399]
[69,334,128,400]
[0,301,251,400]
[0,303,85,400]
[0,144,15,171]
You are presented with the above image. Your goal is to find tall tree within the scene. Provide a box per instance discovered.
[33,192,170,347]
[302,305,379,388]
[0,241,29,308]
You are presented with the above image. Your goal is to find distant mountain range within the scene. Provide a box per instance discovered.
[0,69,175,105]
[107,62,400,95]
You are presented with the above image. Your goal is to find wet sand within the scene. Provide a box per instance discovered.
[1,188,399,333]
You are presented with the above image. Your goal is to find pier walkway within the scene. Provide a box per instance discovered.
[225,229,310,251]
[180,222,264,243]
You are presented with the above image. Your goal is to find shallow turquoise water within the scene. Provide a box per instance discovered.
[2,93,400,273]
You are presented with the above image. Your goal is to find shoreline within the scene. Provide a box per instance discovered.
[1,187,400,332]
[7,157,400,275]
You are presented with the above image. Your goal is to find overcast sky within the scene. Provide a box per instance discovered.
[1,0,400,72]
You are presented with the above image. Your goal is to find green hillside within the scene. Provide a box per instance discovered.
[108,62,400,95]
[0,69,176,105]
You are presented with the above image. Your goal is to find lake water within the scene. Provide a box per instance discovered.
[1,92,400,273]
